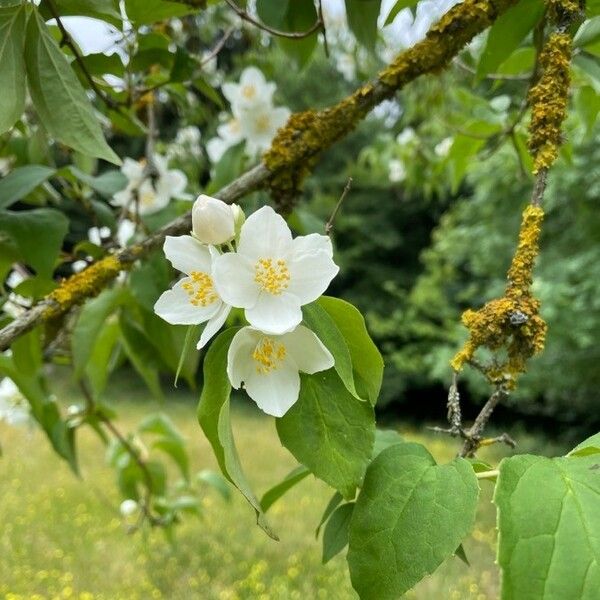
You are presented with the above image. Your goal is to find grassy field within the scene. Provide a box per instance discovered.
[0,371,564,600]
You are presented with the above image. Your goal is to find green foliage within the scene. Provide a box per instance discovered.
[495,448,600,599]
[260,465,310,512]
[347,443,479,599]
[322,502,354,564]
[344,0,381,51]
[276,369,375,499]
[0,165,56,209]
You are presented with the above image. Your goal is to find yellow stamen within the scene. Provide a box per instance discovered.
[254,258,290,295]
[241,84,256,99]
[252,337,287,374]
[181,271,219,307]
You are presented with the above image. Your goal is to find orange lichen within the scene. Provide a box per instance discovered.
[528,33,572,172]
[263,0,518,209]
[451,206,547,386]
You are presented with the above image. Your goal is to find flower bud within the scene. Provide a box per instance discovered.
[192,194,235,245]
[120,499,138,517]
[231,203,245,238]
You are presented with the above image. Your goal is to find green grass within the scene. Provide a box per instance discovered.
[0,372,565,600]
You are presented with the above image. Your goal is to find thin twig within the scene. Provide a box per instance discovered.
[45,0,120,111]
[224,0,323,39]
[530,168,548,206]
[318,0,329,58]
[200,26,235,67]
[454,58,531,81]
[325,178,352,235]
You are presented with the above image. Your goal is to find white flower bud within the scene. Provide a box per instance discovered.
[231,203,245,237]
[192,194,236,245]
[120,499,138,517]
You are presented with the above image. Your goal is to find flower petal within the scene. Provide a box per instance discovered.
[237,205,293,261]
[212,252,259,308]
[287,249,339,304]
[227,327,262,388]
[197,304,231,349]
[154,279,221,325]
[245,292,302,335]
[163,235,212,275]
[291,233,333,258]
[243,363,300,417]
[283,326,334,374]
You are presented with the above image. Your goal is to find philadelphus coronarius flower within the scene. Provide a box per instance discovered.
[213,206,339,334]
[0,378,31,426]
[227,326,334,417]
[112,154,188,215]
[154,195,340,417]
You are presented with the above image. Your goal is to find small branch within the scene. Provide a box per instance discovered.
[325,178,352,235]
[446,372,462,435]
[45,0,120,111]
[200,26,235,67]
[454,58,531,81]
[530,168,548,206]
[317,0,329,58]
[224,0,323,39]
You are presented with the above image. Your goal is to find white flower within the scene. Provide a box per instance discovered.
[240,105,291,157]
[206,118,244,163]
[0,378,30,426]
[336,52,356,81]
[72,260,88,273]
[192,195,237,245]
[117,219,136,248]
[389,159,406,182]
[222,67,276,113]
[88,226,111,246]
[0,156,14,176]
[227,325,334,417]
[434,136,453,157]
[396,127,417,146]
[112,155,188,215]
[213,206,339,335]
[169,126,202,160]
[119,499,138,517]
[154,236,231,349]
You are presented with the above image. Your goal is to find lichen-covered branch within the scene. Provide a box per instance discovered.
[0,0,519,352]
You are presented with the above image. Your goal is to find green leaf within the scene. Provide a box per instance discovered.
[125,0,197,24]
[39,0,121,26]
[372,428,404,458]
[323,502,354,564]
[72,287,122,378]
[24,9,120,164]
[575,86,600,136]
[345,0,381,51]
[86,318,120,397]
[260,465,310,512]
[0,165,56,209]
[0,6,27,135]
[568,432,600,456]
[276,369,375,499]
[138,412,184,443]
[196,469,232,502]
[68,167,127,198]
[495,454,600,599]
[383,0,418,26]
[152,438,189,480]
[316,491,344,538]
[197,327,277,539]
[0,208,68,278]
[574,53,600,93]
[575,16,600,47]
[476,0,545,80]
[318,296,383,405]
[302,301,358,399]
[348,443,479,600]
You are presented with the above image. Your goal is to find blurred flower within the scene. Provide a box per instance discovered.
[3,269,31,318]
[222,67,276,113]
[72,260,88,273]
[192,195,236,245]
[434,137,453,158]
[240,105,291,157]
[227,325,334,417]
[336,52,356,82]
[117,219,136,248]
[119,499,139,517]
[0,378,31,426]
[168,126,202,160]
[88,226,111,246]
[112,155,188,215]
[206,118,243,163]
[213,206,339,335]
[396,127,417,145]
[154,236,232,349]
[389,159,406,182]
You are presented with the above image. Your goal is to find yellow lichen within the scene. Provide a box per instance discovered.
[263,0,518,209]
[451,206,547,386]
[45,255,127,318]
[528,33,572,173]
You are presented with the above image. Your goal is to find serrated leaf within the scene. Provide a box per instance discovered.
[260,465,310,512]
[276,369,375,499]
[0,165,56,209]
[323,502,354,564]
[0,207,68,278]
[495,454,600,599]
[0,6,27,135]
[24,9,120,164]
[318,296,383,405]
[197,327,277,539]
[302,301,358,399]
[345,0,381,51]
[476,0,545,80]
[348,443,479,600]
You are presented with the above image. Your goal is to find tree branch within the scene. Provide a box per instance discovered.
[0,0,519,352]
